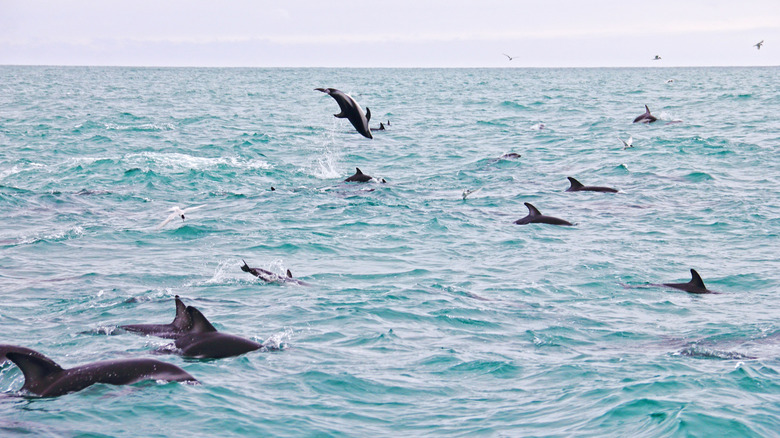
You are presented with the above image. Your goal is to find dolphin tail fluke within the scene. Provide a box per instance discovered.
[567,177,584,191]
[240,260,251,272]
[6,351,64,395]
[365,107,371,122]
[689,269,706,290]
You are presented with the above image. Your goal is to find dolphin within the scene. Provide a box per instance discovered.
[633,105,658,123]
[240,260,309,286]
[1,346,197,397]
[565,177,618,193]
[514,203,573,226]
[119,295,193,339]
[315,88,372,139]
[344,167,374,183]
[171,306,271,359]
[661,269,715,294]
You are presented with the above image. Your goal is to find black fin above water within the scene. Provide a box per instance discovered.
[5,351,64,394]
[186,307,218,334]
[567,177,584,191]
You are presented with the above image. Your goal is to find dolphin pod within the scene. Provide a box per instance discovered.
[0,344,196,397]
[315,88,373,139]
[120,296,273,359]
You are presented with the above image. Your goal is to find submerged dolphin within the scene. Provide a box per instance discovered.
[241,260,308,286]
[120,295,192,339]
[171,306,271,359]
[514,203,573,226]
[1,345,197,397]
[660,269,715,294]
[565,177,618,193]
[315,88,372,139]
[633,105,658,123]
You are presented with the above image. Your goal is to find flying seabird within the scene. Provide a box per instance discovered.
[157,205,206,229]
[619,135,633,150]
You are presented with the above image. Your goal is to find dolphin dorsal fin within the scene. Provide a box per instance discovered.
[186,307,218,333]
[525,202,542,217]
[645,105,651,114]
[6,351,64,394]
[567,177,583,190]
[355,168,363,175]
[287,269,293,278]
[689,269,706,290]
[172,296,192,330]
[365,107,371,122]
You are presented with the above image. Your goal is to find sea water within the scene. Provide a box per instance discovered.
[0,66,779,437]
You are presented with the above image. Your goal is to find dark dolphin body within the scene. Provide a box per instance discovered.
[240,260,308,286]
[120,296,192,339]
[565,177,618,193]
[633,105,658,123]
[172,307,270,359]
[1,345,196,397]
[344,167,373,183]
[315,88,372,139]
[661,269,715,294]
[514,203,573,226]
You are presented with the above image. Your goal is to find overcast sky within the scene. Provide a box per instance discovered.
[1,0,778,67]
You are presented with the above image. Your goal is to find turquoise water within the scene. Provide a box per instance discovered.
[1,66,779,436]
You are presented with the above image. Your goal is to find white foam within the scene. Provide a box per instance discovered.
[124,152,271,172]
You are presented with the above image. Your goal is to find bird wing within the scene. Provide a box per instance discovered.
[181,205,206,214]
[157,212,178,229]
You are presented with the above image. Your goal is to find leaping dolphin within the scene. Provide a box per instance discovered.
[241,260,309,286]
[120,295,193,339]
[565,177,618,193]
[514,203,573,226]
[315,88,372,139]
[633,105,658,124]
[1,345,197,397]
[660,269,716,294]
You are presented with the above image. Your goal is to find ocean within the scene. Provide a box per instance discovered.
[0,66,779,437]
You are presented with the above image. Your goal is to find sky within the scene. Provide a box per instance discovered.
[1,0,778,68]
